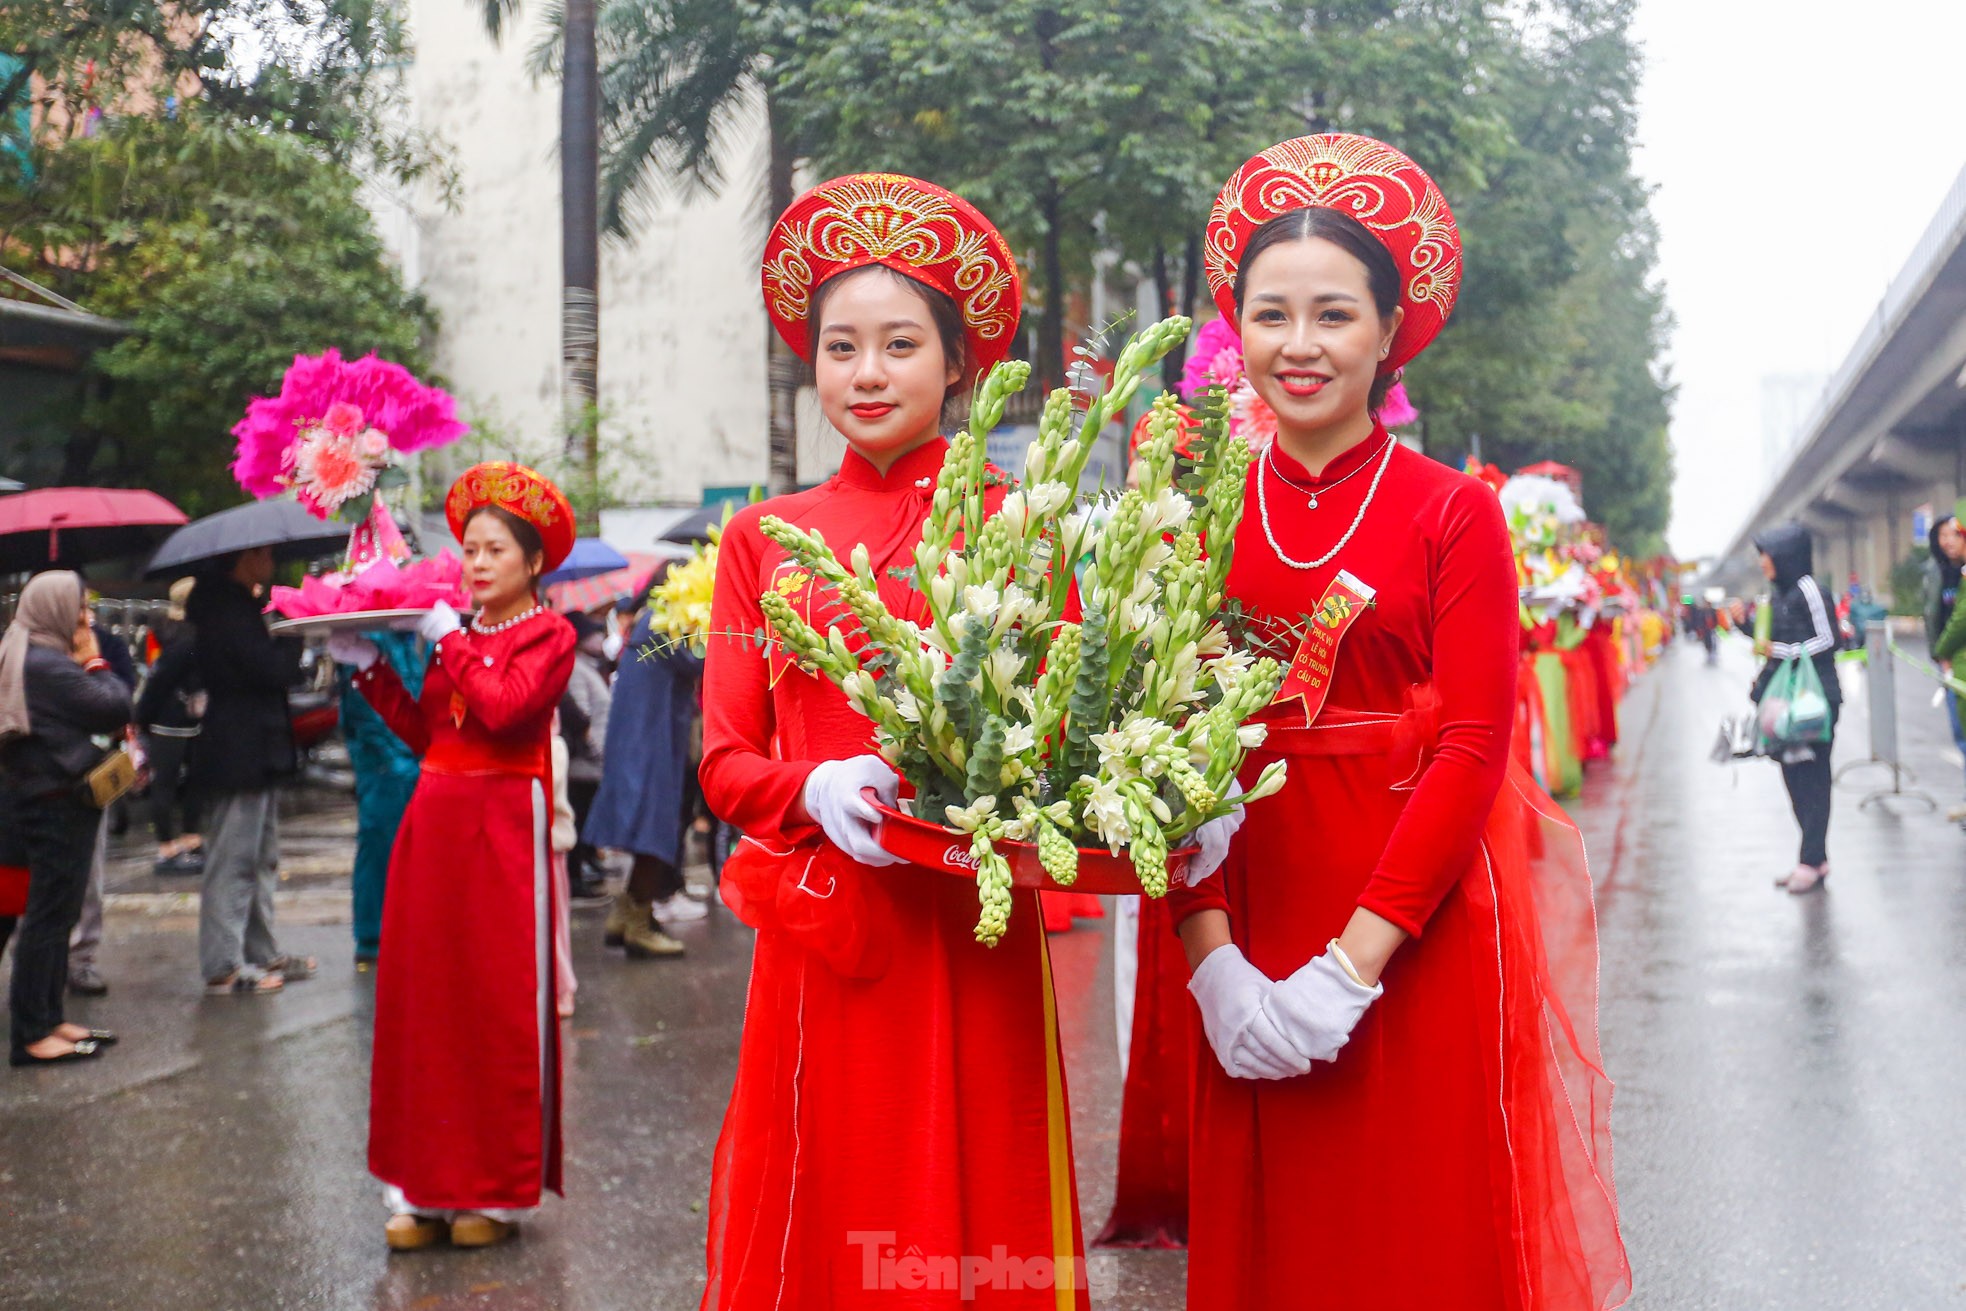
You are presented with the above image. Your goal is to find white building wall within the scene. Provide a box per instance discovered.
[381,4,781,512]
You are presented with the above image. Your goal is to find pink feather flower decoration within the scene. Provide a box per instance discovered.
[231,349,468,501]
[1173,318,1417,445]
[1180,318,1245,400]
[1378,382,1420,427]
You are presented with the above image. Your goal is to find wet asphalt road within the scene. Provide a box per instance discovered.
[4,633,1966,1309]
[1578,633,1966,1310]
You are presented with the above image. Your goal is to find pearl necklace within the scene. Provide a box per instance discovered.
[471,604,543,635]
[1257,436,1398,571]
[1265,436,1388,509]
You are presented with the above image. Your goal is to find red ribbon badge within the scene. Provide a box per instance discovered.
[1271,569,1376,725]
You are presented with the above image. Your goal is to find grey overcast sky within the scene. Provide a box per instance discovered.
[1631,0,1966,559]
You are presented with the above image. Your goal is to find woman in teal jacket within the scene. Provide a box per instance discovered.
[337,631,424,965]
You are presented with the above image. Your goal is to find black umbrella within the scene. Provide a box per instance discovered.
[145,499,352,579]
[659,503,731,546]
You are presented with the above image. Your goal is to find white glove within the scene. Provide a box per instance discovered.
[325,632,380,671]
[1188,945,1311,1081]
[1182,779,1246,887]
[1261,941,1384,1065]
[417,601,462,644]
[801,755,906,868]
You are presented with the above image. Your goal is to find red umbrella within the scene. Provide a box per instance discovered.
[546,552,663,613]
[0,487,189,573]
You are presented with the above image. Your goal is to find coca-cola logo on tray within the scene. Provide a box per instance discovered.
[941,844,981,873]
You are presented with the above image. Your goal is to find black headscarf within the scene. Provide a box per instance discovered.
[1930,515,1962,587]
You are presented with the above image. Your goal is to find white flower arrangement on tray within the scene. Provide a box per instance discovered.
[758,317,1288,945]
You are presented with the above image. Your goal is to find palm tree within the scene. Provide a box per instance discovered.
[504,0,805,496]
[584,0,801,495]
[478,0,602,512]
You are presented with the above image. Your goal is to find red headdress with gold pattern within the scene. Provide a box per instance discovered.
[445,462,577,574]
[761,173,1023,375]
[1205,133,1461,375]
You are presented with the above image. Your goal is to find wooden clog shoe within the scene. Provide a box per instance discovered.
[448,1214,517,1248]
[384,1213,447,1252]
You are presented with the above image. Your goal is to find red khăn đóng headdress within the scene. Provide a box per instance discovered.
[445,462,577,574]
[1205,133,1462,375]
[761,173,1023,375]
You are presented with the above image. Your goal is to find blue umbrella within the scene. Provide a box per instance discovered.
[541,536,630,585]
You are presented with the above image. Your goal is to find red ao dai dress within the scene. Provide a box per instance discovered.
[697,438,1092,1311]
[1168,431,1629,1311]
[352,608,577,1215]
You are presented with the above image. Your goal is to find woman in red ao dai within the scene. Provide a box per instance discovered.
[698,174,1091,1310]
[1168,136,1631,1311]
[331,464,580,1252]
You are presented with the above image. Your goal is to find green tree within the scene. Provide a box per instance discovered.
[775,0,1672,541]
[1,0,448,188]
[1414,0,1675,551]
[0,119,435,513]
[787,0,1151,388]
[782,0,1517,390]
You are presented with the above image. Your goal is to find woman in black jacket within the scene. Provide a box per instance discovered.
[186,548,311,993]
[1751,522,1840,894]
[0,571,132,1065]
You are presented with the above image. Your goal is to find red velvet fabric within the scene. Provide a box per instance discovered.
[356,610,576,1210]
[699,439,1091,1310]
[1166,434,1629,1310]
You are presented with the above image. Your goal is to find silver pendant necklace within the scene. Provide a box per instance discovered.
[1266,436,1387,509]
[1257,436,1398,571]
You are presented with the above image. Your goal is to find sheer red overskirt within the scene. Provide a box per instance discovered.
[1092,894,1193,1249]
[1040,891,1106,933]
[1484,758,1630,1310]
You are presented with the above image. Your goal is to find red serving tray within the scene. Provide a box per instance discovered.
[873,802,1195,896]
[0,865,28,918]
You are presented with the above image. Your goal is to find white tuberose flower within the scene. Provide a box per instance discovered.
[995,490,1030,540]
[946,795,1000,832]
[929,573,956,617]
[1083,779,1132,846]
[1140,487,1194,536]
[1026,481,1075,519]
[985,647,1023,697]
[962,583,1002,619]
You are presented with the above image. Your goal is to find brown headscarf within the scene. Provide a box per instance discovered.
[0,571,85,744]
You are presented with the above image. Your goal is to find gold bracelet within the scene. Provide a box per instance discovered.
[1329,938,1371,989]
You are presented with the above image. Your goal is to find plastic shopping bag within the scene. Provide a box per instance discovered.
[1757,656,1832,751]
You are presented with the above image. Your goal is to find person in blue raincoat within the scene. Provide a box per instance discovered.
[337,631,424,966]
[587,607,700,959]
